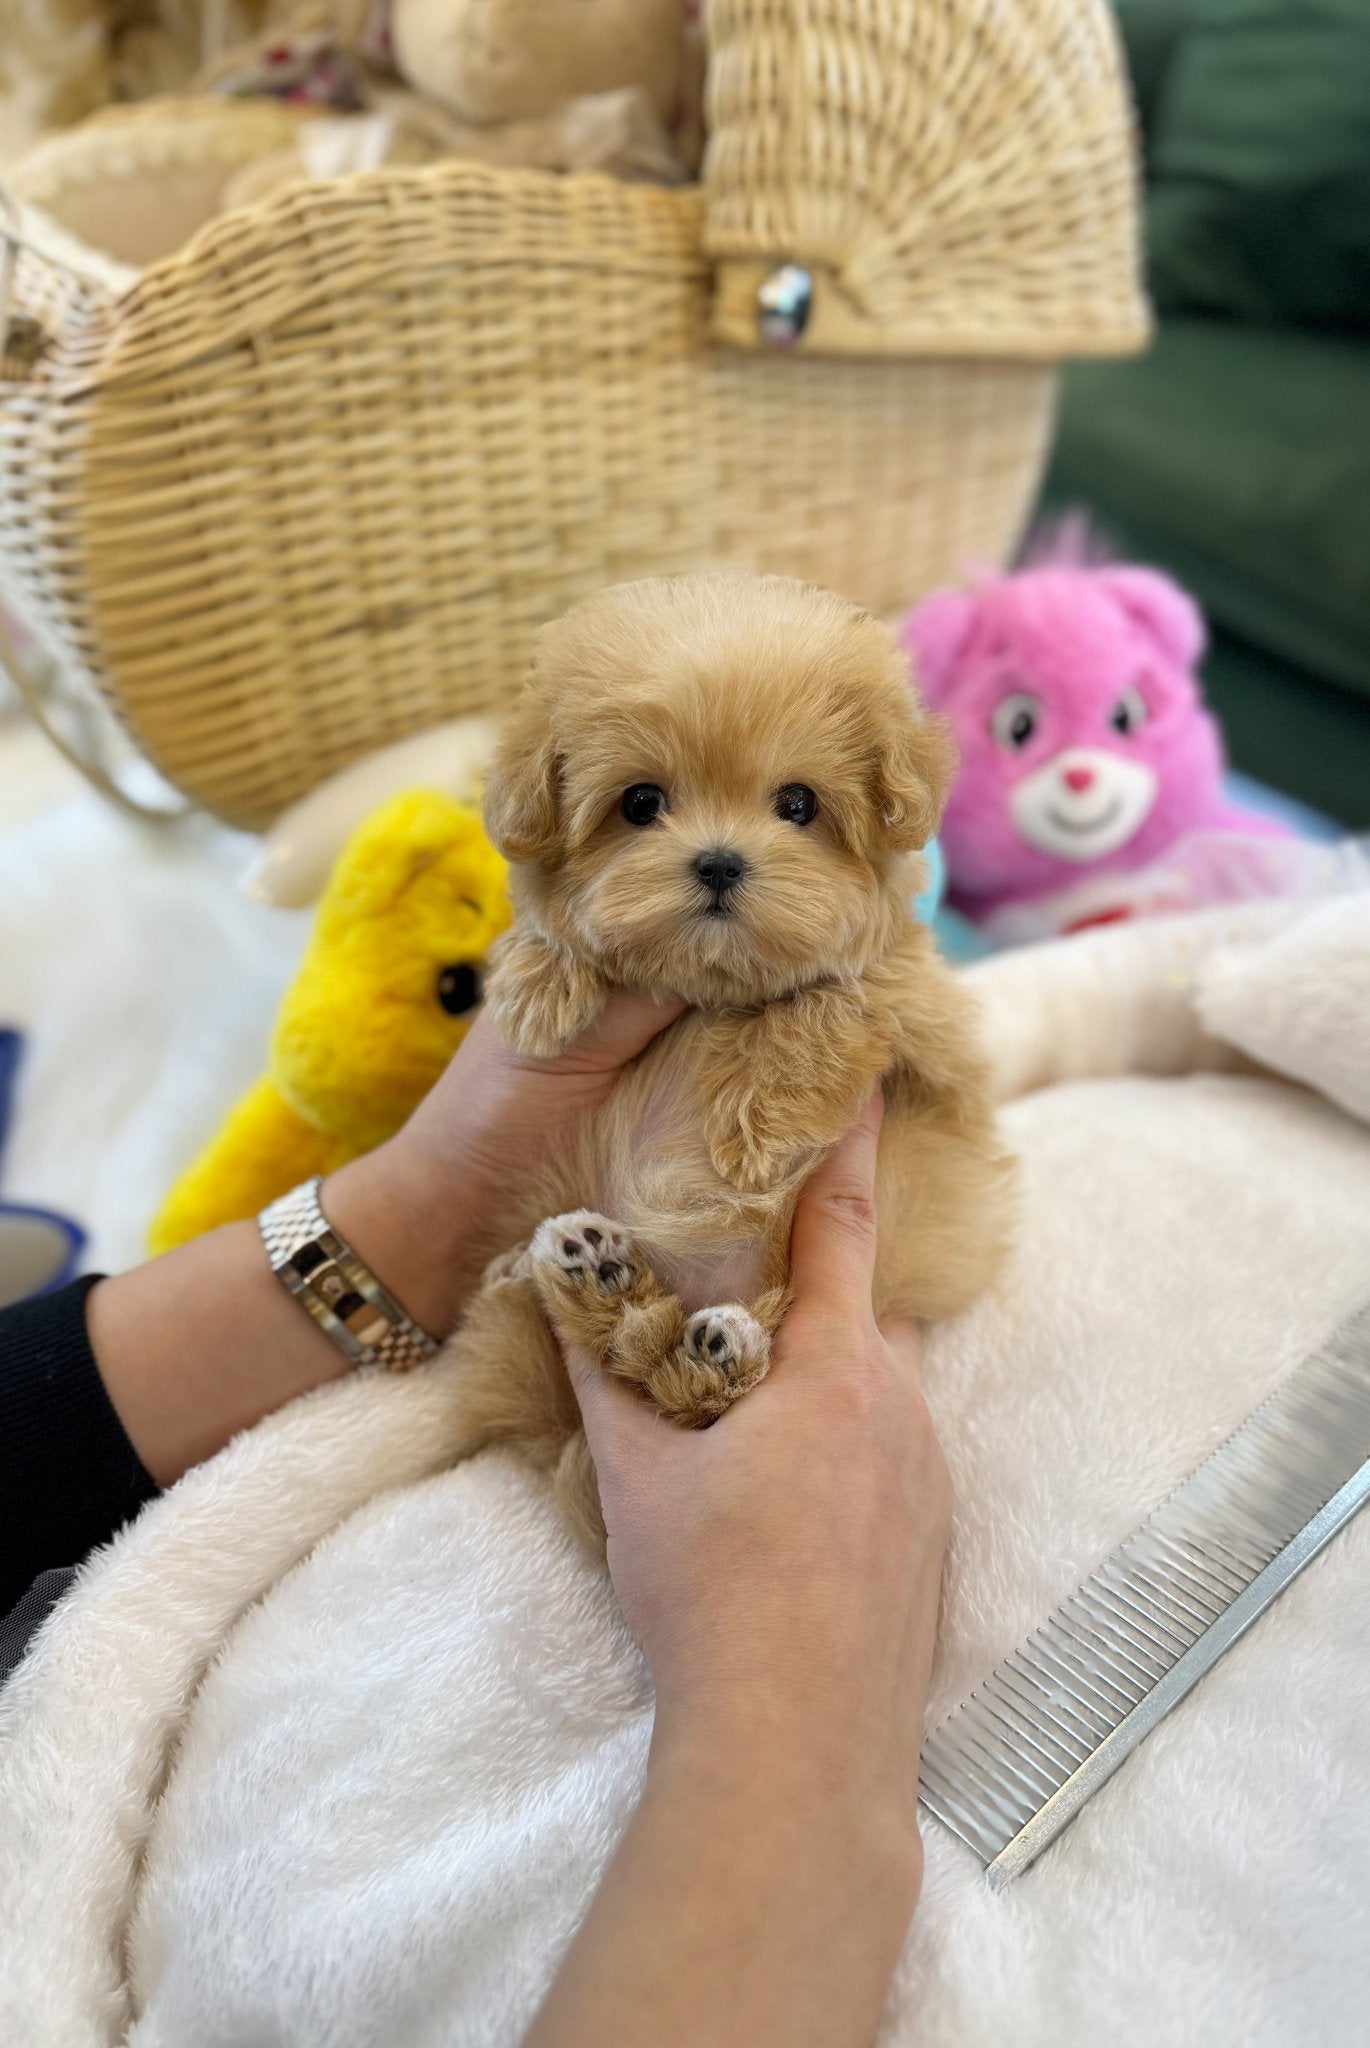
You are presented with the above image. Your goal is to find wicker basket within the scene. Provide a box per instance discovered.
[0,0,1148,830]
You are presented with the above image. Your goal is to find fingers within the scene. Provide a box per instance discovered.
[788,1092,885,1319]
[549,1315,660,1461]
[562,990,688,1073]
[876,1313,924,1391]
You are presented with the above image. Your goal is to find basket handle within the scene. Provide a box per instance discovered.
[0,174,68,353]
[1,172,133,367]
[0,176,21,351]
[0,607,190,824]
[1,182,189,822]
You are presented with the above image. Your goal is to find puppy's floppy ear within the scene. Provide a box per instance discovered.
[874,710,955,851]
[483,690,560,861]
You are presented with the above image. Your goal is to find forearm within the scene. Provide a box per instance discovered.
[0,1277,158,1611]
[87,1138,474,1488]
[526,1710,922,2048]
[82,995,685,1492]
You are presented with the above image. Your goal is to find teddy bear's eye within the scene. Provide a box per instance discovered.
[990,692,1041,751]
[1110,687,1149,736]
[775,783,819,826]
[621,783,668,826]
[436,963,482,1016]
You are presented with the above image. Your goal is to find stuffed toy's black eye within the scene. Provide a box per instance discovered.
[990,692,1041,751]
[436,963,482,1016]
[775,783,819,825]
[621,784,667,826]
[1109,686,1149,736]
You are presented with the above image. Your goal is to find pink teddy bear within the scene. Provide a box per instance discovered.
[902,560,1288,933]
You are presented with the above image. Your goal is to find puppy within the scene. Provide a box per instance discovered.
[443,571,1013,1543]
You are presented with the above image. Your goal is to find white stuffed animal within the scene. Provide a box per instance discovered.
[389,0,687,127]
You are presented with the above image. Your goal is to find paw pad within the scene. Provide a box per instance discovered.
[532,1211,638,1293]
[683,1304,769,1379]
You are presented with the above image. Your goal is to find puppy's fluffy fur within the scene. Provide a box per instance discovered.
[444,572,1013,1542]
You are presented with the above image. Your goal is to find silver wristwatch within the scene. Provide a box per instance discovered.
[258,1177,442,1372]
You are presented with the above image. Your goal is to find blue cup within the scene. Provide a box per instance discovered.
[0,1030,86,1308]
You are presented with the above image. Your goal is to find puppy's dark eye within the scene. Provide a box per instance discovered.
[775,783,819,826]
[436,963,482,1016]
[621,784,667,826]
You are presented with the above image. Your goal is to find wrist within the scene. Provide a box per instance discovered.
[321,1135,479,1342]
[647,1687,924,1892]
[644,1705,925,1953]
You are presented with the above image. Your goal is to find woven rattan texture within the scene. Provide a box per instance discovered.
[11,97,314,207]
[704,0,1149,357]
[0,0,1149,826]
[2,162,1053,825]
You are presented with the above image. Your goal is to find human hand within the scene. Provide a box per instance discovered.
[323,991,685,1337]
[551,1095,951,1870]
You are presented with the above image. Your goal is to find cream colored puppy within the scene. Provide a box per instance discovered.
[444,572,1013,1540]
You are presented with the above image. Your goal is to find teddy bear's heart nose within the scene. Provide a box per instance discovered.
[1063,765,1095,793]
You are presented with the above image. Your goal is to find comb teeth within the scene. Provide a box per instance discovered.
[919,1305,1370,1887]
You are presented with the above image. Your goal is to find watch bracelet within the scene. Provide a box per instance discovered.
[258,1176,441,1373]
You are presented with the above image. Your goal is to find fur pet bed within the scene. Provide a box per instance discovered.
[3,887,1370,2045]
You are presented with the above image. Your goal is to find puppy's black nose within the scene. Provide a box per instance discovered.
[694,847,747,895]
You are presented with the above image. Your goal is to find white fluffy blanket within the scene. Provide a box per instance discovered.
[2,787,1370,2045]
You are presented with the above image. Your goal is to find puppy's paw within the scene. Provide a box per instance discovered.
[683,1303,770,1378]
[645,1304,772,1427]
[531,1211,640,1296]
[480,1241,533,1288]
[707,1117,810,1195]
[484,932,606,1058]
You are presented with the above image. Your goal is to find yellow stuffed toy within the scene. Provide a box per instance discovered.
[149,788,510,1254]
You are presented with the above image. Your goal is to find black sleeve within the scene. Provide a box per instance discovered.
[0,1277,158,1618]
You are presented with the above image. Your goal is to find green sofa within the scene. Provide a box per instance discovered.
[1044,0,1370,826]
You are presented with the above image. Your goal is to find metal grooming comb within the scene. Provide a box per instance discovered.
[919,1303,1370,1890]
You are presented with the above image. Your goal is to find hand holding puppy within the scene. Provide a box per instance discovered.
[528,1097,951,2048]
[551,1094,949,1779]
[327,989,686,1338]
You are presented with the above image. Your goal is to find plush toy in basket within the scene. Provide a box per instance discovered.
[902,550,1293,943]
[7,0,698,261]
[0,0,1148,832]
[149,788,510,1253]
